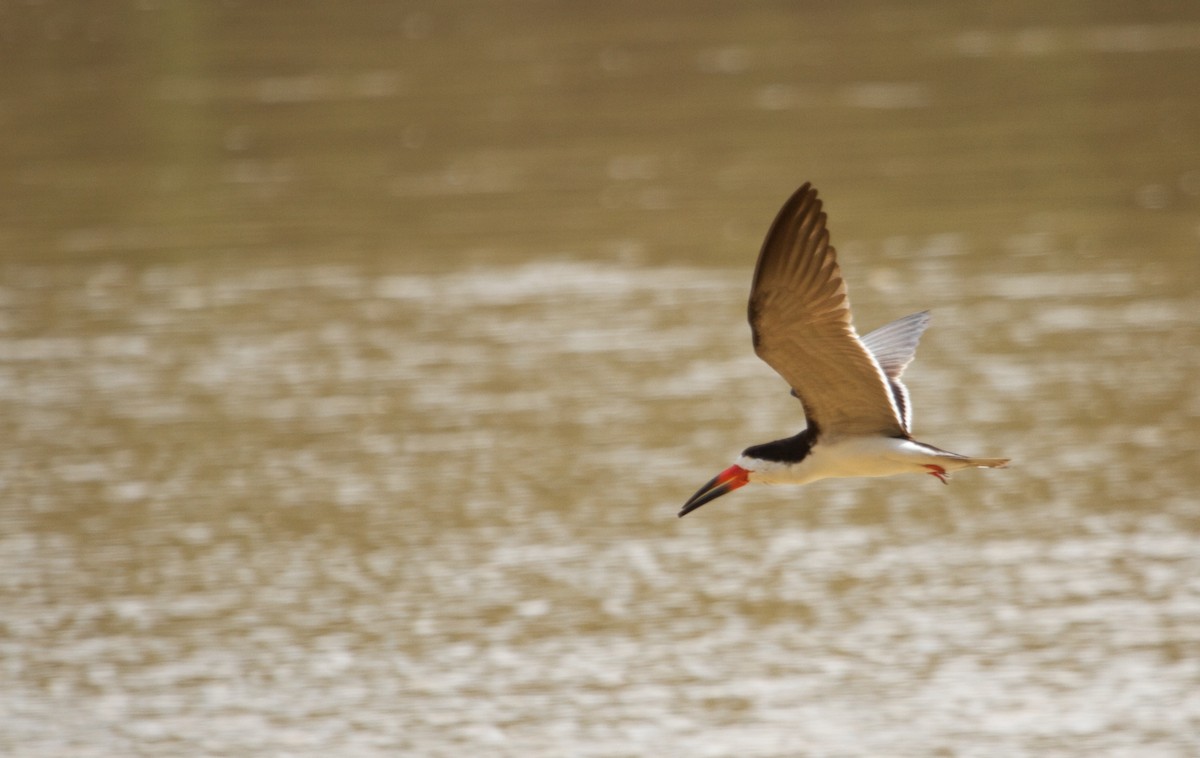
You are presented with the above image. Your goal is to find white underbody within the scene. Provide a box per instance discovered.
[739,436,973,486]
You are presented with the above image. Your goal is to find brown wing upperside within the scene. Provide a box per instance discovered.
[748,183,906,438]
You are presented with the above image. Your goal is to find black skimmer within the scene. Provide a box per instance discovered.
[679,183,1009,518]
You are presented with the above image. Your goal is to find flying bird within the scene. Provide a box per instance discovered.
[679,183,1008,518]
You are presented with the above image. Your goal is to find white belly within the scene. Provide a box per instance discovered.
[739,436,951,486]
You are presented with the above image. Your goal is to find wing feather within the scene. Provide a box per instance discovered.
[860,311,931,433]
[748,184,906,438]
[861,311,930,380]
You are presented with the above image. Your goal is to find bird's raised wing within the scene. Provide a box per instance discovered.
[748,183,906,438]
[861,310,931,433]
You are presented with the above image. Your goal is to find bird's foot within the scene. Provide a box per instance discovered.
[924,465,949,484]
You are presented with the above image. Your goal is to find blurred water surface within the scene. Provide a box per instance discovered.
[2,2,1199,757]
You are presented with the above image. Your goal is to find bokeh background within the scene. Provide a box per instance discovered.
[3,2,1199,756]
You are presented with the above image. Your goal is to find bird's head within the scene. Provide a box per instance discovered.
[678,463,751,517]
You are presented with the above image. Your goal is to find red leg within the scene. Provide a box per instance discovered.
[924,464,948,484]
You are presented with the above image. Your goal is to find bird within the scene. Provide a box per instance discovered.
[679,182,1009,518]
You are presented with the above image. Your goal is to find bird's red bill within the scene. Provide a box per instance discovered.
[678,465,750,518]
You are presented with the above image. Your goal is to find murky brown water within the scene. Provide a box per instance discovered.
[3,3,1200,757]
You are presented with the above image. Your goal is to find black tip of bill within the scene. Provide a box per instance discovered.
[678,476,731,517]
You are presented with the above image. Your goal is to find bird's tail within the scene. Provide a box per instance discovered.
[965,457,1010,469]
